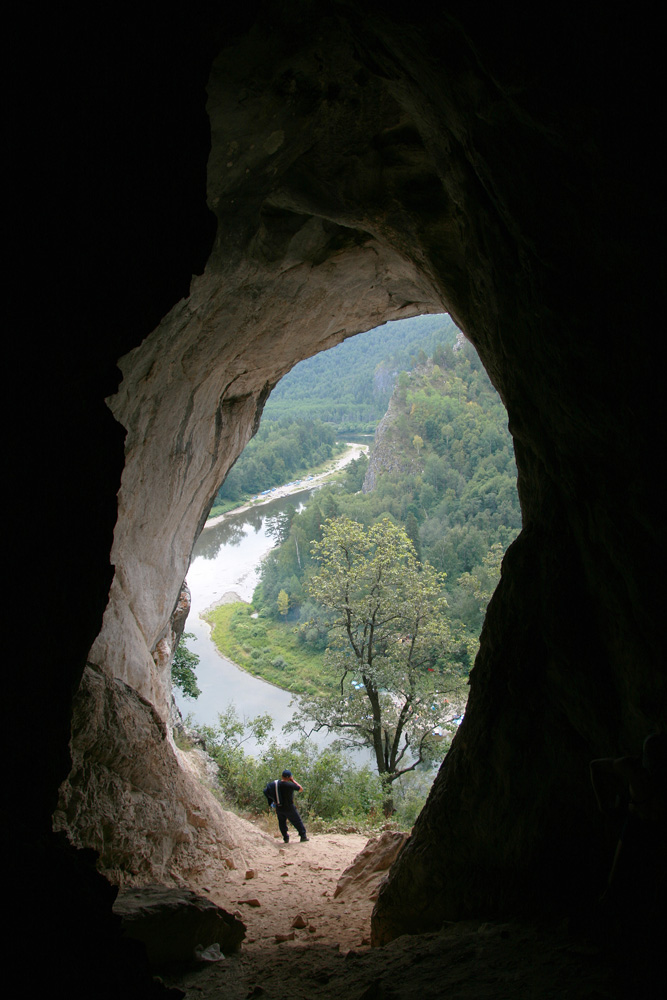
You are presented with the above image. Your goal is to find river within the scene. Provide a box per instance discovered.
[174,488,317,743]
[174,447,368,755]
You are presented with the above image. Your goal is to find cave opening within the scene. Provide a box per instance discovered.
[53,298,524,981]
[175,310,519,806]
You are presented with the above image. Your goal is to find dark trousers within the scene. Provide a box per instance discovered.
[276,804,306,839]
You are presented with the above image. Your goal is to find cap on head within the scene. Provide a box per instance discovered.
[282,769,292,778]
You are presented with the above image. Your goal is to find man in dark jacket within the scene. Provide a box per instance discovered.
[273,769,308,843]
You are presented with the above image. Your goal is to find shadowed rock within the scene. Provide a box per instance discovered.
[334,832,409,903]
[113,885,245,968]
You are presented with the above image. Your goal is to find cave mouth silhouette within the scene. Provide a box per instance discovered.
[182,311,507,741]
[15,5,666,997]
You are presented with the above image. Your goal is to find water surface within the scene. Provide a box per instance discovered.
[175,490,322,750]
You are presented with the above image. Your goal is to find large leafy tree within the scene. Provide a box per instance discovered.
[288,517,466,810]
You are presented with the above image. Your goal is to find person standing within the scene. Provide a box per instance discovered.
[273,769,308,843]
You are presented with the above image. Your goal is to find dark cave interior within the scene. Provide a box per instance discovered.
[11,3,665,997]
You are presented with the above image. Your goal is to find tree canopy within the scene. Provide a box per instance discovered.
[264,314,460,432]
[211,417,341,511]
[287,517,466,807]
[172,632,201,699]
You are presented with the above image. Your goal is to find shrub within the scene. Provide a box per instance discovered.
[199,707,388,825]
[171,633,201,699]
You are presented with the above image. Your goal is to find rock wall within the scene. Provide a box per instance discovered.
[361,378,415,494]
[75,2,666,922]
[54,663,269,885]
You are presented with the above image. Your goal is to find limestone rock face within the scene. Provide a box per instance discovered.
[54,664,269,884]
[362,395,411,495]
[362,365,432,493]
[334,831,409,904]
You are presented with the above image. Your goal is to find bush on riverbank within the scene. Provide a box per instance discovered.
[191,705,432,832]
[203,602,331,696]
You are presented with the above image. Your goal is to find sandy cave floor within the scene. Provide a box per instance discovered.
[158,825,632,1000]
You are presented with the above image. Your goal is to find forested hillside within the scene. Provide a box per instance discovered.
[263,314,459,431]
[253,335,521,665]
[212,418,342,511]
[209,314,460,516]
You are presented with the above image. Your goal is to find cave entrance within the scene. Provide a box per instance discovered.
[55,268,521,881]
[78,11,506,802]
[175,311,521,826]
[54,0,543,919]
[56,0,644,947]
[25,7,667,997]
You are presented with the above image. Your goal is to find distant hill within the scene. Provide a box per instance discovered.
[210,313,463,515]
[263,314,459,432]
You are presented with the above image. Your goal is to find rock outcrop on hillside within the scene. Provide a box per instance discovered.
[361,375,418,495]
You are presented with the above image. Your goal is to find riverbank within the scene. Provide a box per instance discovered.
[178,445,367,742]
[180,488,339,740]
[205,442,368,528]
[203,601,330,698]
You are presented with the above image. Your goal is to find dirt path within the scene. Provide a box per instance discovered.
[161,825,621,1000]
[164,828,378,998]
[198,829,373,952]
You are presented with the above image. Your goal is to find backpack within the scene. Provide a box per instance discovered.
[263,779,281,809]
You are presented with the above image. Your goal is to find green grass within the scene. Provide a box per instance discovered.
[207,497,246,518]
[203,602,332,696]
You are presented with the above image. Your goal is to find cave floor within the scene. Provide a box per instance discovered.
[162,918,627,999]
[157,830,642,999]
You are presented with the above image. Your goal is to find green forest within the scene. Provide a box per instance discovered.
[263,314,461,431]
[208,315,461,517]
[251,335,521,666]
[211,418,343,515]
[188,317,522,827]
